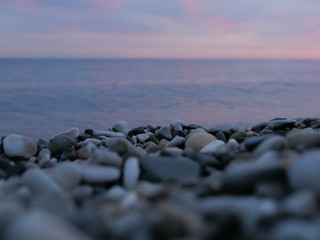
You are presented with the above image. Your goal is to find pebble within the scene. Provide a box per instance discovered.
[5,211,90,240]
[3,134,37,159]
[288,150,320,193]
[200,140,225,153]
[51,127,80,139]
[52,163,82,190]
[166,135,185,148]
[22,169,73,214]
[47,135,78,159]
[93,130,126,138]
[140,156,200,182]
[2,117,320,239]
[78,165,120,184]
[155,126,172,140]
[113,121,129,135]
[87,148,122,168]
[185,131,217,151]
[136,133,150,143]
[170,119,183,132]
[253,135,285,156]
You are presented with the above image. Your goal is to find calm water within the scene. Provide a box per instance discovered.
[1,59,320,139]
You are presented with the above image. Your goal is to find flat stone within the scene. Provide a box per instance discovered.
[113,121,129,135]
[185,131,217,151]
[52,163,82,190]
[123,157,140,189]
[3,134,37,159]
[77,165,120,184]
[51,127,79,139]
[87,148,122,168]
[93,131,126,138]
[140,156,200,182]
[242,135,274,151]
[155,126,172,140]
[136,133,150,143]
[5,211,90,240]
[288,150,320,193]
[200,140,225,153]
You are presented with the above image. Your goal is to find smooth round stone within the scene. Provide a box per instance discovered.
[185,132,217,151]
[52,163,82,190]
[288,150,320,193]
[286,129,320,151]
[87,148,122,168]
[253,135,285,156]
[105,185,127,201]
[155,126,172,140]
[51,127,79,139]
[5,211,91,240]
[140,156,200,182]
[200,140,224,153]
[78,165,120,183]
[113,121,129,135]
[123,157,140,189]
[3,134,37,159]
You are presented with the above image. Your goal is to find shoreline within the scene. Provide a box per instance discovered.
[1,117,320,239]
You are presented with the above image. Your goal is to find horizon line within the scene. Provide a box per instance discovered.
[1,57,320,61]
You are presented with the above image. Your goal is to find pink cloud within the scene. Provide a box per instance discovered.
[207,16,243,31]
[181,0,203,12]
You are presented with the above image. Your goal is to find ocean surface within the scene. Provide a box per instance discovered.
[1,59,320,139]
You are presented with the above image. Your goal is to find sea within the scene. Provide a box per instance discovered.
[1,59,320,139]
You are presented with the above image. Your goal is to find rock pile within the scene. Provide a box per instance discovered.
[1,118,320,239]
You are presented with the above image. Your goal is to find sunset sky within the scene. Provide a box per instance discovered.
[1,0,320,59]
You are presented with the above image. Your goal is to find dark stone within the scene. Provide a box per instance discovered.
[242,135,274,151]
[288,150,320,193]
[48,135,78,160]
[223,159,286,194]
[216,131,227,142]
[140,156,200,182]
[230,131,247,142]
[128,126,145,137]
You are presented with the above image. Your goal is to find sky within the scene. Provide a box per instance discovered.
[0,0,320,59]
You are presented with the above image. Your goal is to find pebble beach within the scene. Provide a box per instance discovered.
[1,117,320,240]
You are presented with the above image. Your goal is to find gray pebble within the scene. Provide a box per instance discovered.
[123,157,140,189]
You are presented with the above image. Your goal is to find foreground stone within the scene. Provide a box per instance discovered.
[2,117,320,239]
